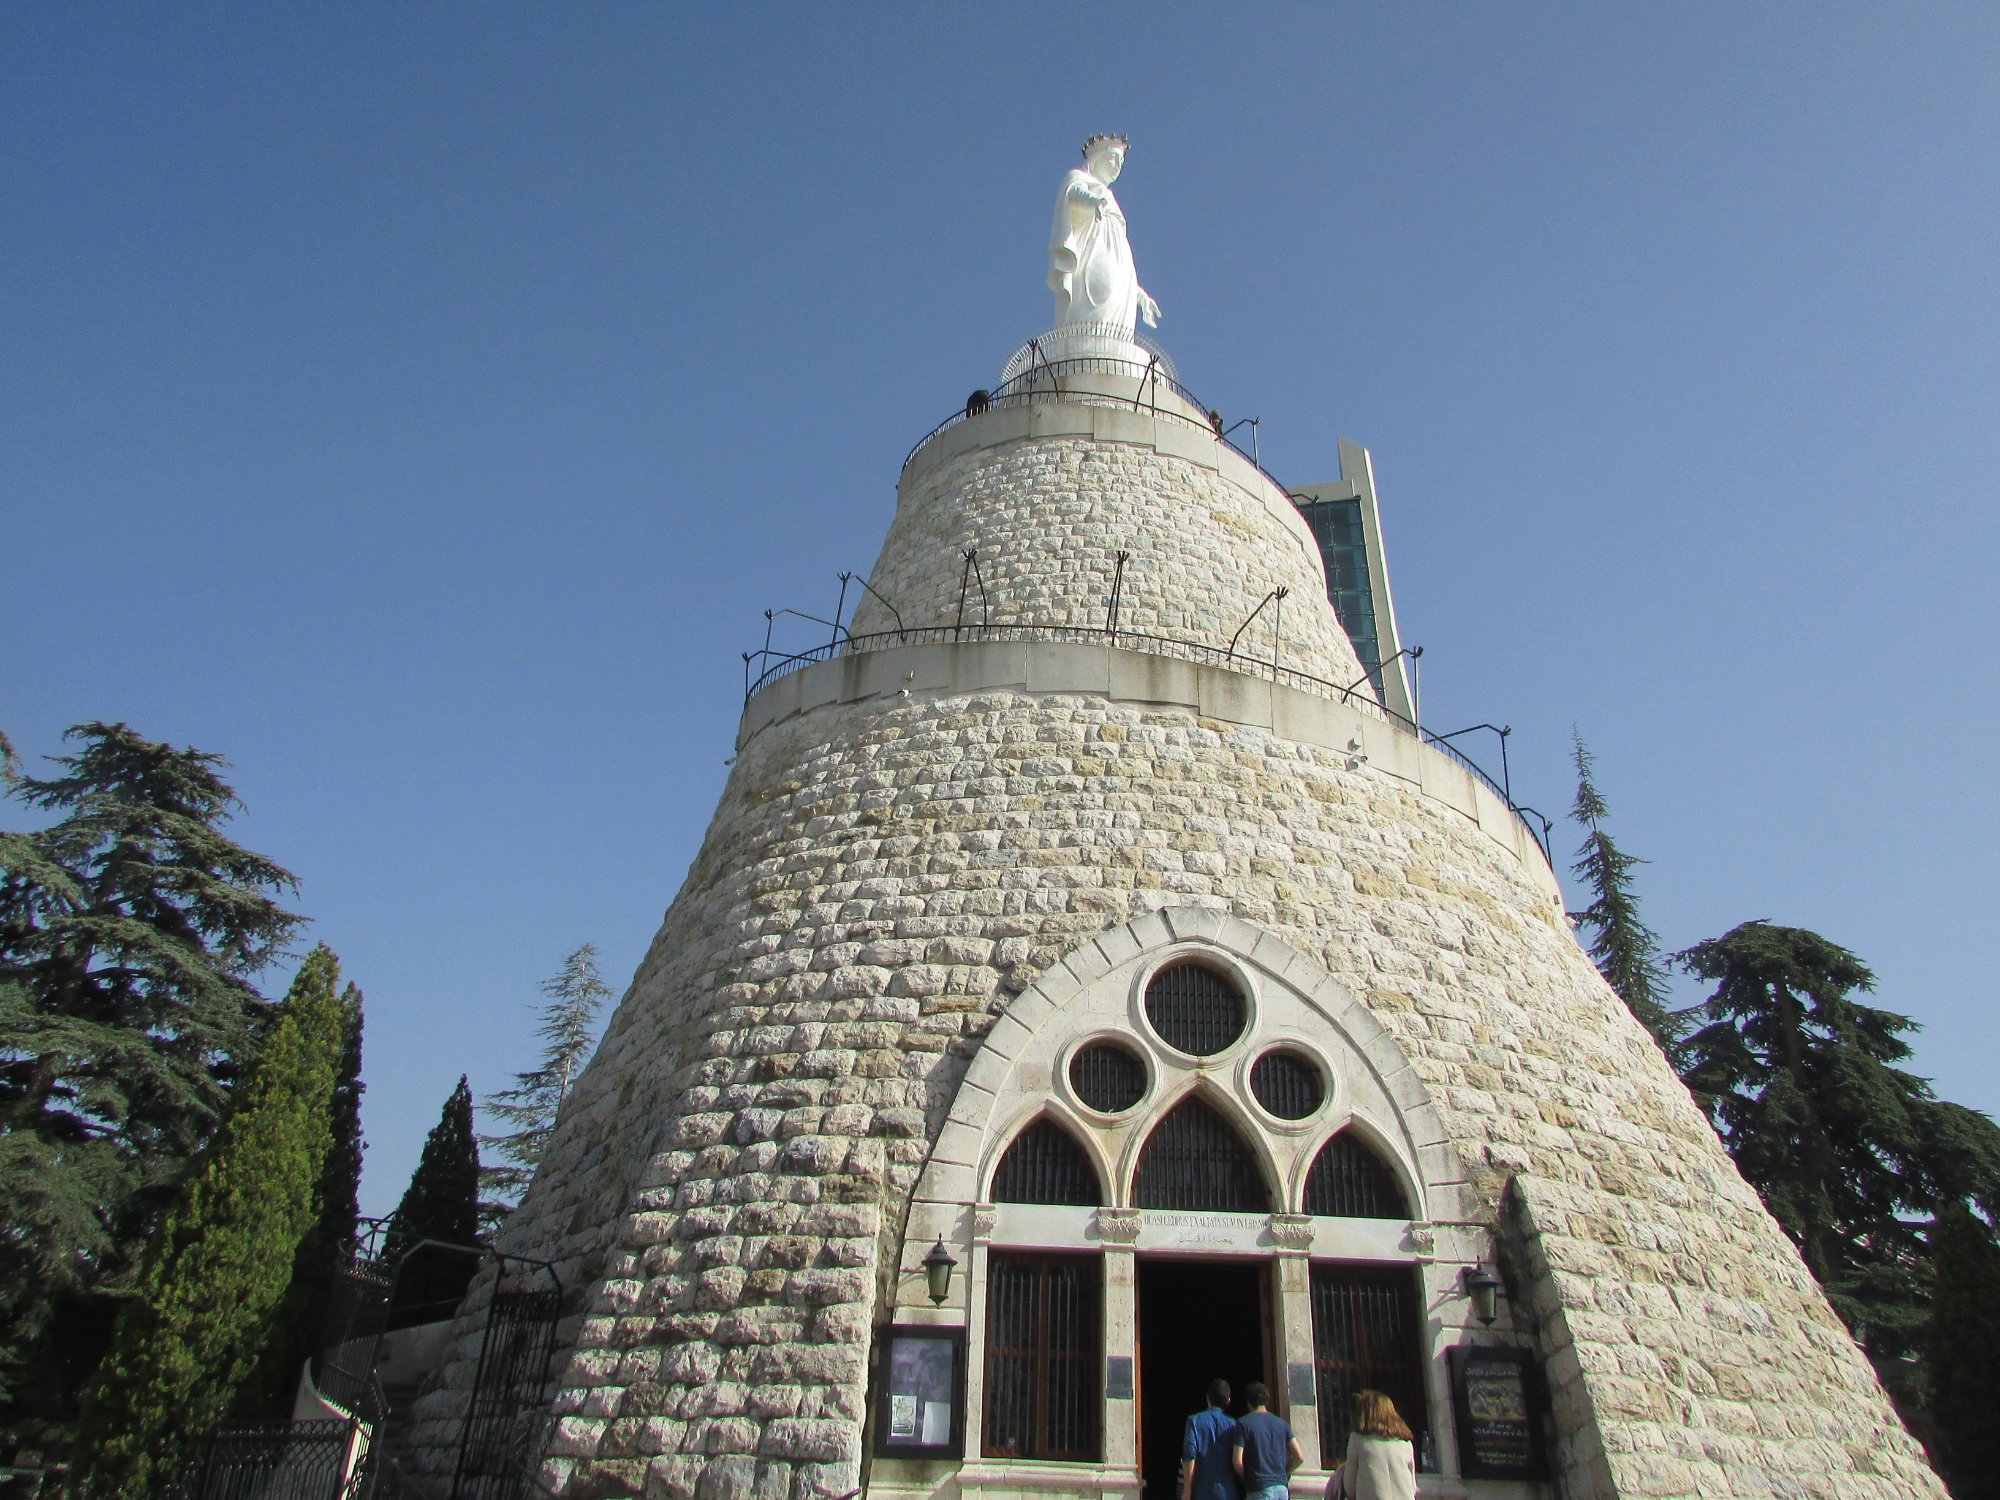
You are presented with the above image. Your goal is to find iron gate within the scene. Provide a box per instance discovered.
[451,1282,562,1500]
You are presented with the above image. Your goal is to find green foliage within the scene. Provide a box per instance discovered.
[480,943,611,1212]
[1675,921,2000,1412]
[74,946,347,1495]
[386,1076,483,1328]
[0,722,302,1432]
[1567,734,1678,1049]
[1924,1204,2000,1498]
[237,983,366,1418]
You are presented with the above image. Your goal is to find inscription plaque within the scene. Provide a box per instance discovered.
[1287,1361,1317,1408]
[1447,1345,1547,1480]
[1106,1355,1134,1400]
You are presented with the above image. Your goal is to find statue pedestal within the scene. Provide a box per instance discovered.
[1001,324,1176,387]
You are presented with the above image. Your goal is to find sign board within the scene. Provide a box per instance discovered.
[1287,1361,1317,1409]
[1447,1345,1547,1480]
[1106,1355,1134,1400]
[874,1326,966,1459]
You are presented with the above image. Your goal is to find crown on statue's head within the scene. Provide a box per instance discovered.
[1082,133,1130,157]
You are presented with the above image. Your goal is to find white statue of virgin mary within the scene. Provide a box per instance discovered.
[1048,133,1161,353]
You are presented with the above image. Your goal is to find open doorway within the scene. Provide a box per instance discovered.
[1137,1259,1271,1500]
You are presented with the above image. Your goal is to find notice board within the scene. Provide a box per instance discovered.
[1447,1344,1548,1480]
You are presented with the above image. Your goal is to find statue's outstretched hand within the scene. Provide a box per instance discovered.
[1138,289,1162,327]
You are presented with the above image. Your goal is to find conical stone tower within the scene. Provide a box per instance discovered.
[407,177,1942,1500]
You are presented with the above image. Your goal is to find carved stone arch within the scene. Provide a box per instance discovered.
[907,905,1455,1235]
[1129,1084,1277,1213]
[982,1103,1110,1207]
[1294,1118,1415,1220]
[1115,1072,1282,1213]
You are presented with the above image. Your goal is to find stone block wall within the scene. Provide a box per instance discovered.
[405,661,1940,1500]
[403,401,1939,1500]
[848,411,1366,691]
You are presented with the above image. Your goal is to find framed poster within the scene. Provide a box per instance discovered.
[1447,1345,1548,1480]
[874,1326,966,1459]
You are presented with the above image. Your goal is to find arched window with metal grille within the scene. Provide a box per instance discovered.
[991,1117,1102,1206]
[1143,961,1247,1057]
[1250,1048,1325,1119]
[1301,1131,1410,1219]
[1133,1096,1272,1213]
[1069,1041,1148,1115]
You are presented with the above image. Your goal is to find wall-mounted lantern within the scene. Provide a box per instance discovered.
[923,1237,959,1306]
[1462,1263,1503,1326]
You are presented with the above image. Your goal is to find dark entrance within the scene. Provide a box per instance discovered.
[1137,1259,1270,1500]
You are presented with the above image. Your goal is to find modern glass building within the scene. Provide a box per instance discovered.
[1290,437,1415,723]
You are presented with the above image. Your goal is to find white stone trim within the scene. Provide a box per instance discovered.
[979,1099,1119,1208]
[885,912,1486,1493]
[1110,1073,1283,1211]
[1238,1035,1337,1135]
[1128,943,1262,1067]
[1056,1032,1156,1124]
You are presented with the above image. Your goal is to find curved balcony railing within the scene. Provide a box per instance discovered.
[902,352,1281,488]
[741,621,1554,868]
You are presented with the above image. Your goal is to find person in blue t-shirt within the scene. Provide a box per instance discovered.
[1231,1381,1304,1500]
[1180,1378,1241,1500]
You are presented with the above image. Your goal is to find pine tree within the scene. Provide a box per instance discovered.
[0,722,302,1433]
[237,982,366,1417]
[1675,921,1986,1409]
[1924,1202,2000,1498]
[385,1076,483,1328]
[74,946,347,1495]
[480,942,611,1211]
[1567,734,1678,1049]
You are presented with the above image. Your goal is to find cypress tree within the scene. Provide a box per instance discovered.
[74,946,347,1495]
[385,1076,483,1328]
[237,982,366,1417]
[0,722,301,1435]
[480,942,611,1212]
[1567,734,1677,1049]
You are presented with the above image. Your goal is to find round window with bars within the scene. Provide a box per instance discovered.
[1249,1048,1326,1120]
[1069,1041,1148,1115]
[1142,961,1247,1057]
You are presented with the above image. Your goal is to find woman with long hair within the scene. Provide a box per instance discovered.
[1330,1390,1416,1500]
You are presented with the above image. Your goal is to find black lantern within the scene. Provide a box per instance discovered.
[922,1237,959,1305]
[1462,1263,1502,1326]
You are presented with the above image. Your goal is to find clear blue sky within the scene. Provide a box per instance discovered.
[5,6,1996,1216]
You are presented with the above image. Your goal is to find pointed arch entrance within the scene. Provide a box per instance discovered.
[879,908,1484,1500]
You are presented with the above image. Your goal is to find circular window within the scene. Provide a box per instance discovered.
[1143,961,1246,1057]
[1070,1042,1148,1114]
[1250,1049,1325,1120]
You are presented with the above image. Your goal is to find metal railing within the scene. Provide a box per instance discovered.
[741,620,1554,867]
[162,1420,359,1500]
[901,353,1278,488]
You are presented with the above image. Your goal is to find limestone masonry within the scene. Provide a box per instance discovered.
[407,368,1942,1500]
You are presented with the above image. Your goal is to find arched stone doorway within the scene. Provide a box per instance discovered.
[873,908,1484,1500]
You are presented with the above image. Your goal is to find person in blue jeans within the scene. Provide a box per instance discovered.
[1180,1378,1240,1500]
[1231,1380,1304,1500]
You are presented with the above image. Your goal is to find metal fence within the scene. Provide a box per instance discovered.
[161,1420,359,1500]
[902,351,1259,479]
[741,620,1554,867]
